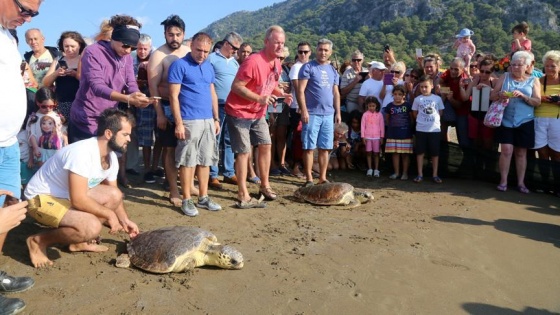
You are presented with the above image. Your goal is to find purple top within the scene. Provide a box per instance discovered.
[70,41,138,134]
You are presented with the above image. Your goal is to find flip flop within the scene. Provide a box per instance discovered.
[496,184,507,192]
[413,175,423,183]
[236,198,266,209]
[247,176,261,184]
[518,186,530,194]
[432,176,443,184]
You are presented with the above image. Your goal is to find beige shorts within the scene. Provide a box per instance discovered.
[27,195,70,228]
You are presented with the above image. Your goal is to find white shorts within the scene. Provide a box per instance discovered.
[534,117,560,151]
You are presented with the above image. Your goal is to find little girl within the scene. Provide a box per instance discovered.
[328,122,350,170]
[361,96,385,177]
[27,87,65,167]
[511,22,531,55]
[453,28,476,74]
[384,85,413,180]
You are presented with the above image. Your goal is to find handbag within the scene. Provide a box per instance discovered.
[483,73,509,128]
[483,98,508,128]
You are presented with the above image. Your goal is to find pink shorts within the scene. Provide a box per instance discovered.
[365,139,381,153]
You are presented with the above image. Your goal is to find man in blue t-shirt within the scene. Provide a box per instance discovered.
[168,32,222,216]
[296,38,341,187]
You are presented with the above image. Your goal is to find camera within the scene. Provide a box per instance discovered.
[550,95,560,103]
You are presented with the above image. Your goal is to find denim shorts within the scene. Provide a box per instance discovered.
[0,142,22,201]
[301,114,334,150]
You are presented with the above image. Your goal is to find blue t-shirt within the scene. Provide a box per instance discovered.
[298,60,339,115]
[208,51,238,105]
[168,53,215,120]
[384,102,413,139]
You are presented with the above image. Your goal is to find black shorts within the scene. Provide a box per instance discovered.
[415,131,440,156]
[495,120,535,148]
[157,121,177,148]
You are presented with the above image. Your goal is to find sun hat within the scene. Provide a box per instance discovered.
[456,28,474,38]
[368,61,387,70]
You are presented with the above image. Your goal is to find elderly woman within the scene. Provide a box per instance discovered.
[380,61,406,109]
[490,51,541,193]
[42,31,87,120]
[535,50,560,195]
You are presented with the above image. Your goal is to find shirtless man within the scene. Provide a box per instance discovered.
[148,15,194,207]
[25,108,139,268]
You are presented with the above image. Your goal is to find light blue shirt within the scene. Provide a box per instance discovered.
[298,60,339,115]
[502,73,535,128]
[208,51,238,105]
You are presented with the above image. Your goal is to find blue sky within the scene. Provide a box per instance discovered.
[16,0,282,55]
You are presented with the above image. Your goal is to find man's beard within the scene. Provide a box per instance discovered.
[166,40,181,50]
[108,136,127,154]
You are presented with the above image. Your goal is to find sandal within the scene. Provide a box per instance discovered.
[259,187,278,200]
[318,180,330,185]
[302,181,314,188]
[517,186,530,194]
[432,176,443,184]
[236,197,267,209]
[496,184,507,192]
[247,176,261,184]
[413,176,423,183]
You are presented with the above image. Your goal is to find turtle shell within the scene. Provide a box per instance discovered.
[294,182,355,205]
[127,226,216,273]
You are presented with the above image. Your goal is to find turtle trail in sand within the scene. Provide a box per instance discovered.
[115,226,243,273]
[294,182,374,208]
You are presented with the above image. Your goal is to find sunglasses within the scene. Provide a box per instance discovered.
[298,50,310,55]
[40,105,55,109]
[121,44,137,51]
[13,0,39,17]
[390,70,401,74]
[227,40,239,51]
[470,64,478,68]
[480,70,493,74]
[352,59,362,62]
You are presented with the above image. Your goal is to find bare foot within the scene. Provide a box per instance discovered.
[27,235,54,268]
[169,195,182,207]
[69,242,109,252]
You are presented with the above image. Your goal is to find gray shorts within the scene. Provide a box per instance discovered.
[226,115,271,154]
[175,119,218,168]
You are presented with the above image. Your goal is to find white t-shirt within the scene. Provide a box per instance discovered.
[0,28,26,147]
[358,78,383,101]
[381,79,404,109]
[412,94,445,132]
[17,130,30,162]
[25,137,118,200]
[289,61,304,109]
[27,112,64,143]
[29,50,54,87]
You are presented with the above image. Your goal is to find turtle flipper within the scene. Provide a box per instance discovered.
[343,199,361,209]
[115,254,131,268]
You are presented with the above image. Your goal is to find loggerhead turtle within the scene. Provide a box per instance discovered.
[115,226,243,273]
[294,182,374,208]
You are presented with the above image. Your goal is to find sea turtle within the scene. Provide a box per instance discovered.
[294,182,374,208]
[115,226,244,273]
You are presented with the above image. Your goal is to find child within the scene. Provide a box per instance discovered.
[346,110,365,169]
[27,87,65,168]
[453,28,476,74]
[328,122,350,170]
[411,75,445,184]
[384,85,414,180]
[361,96,384,177]
[511,22,531,54]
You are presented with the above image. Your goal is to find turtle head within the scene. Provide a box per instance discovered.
[355,191,374,204]
[215,245,244,269]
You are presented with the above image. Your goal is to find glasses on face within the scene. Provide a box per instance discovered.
[352,59,362,62]
[470,64,478,68]
[227,40,239,51]
[390,70,401,74]
[13,0,39,17]
[121,44,136,51]
[40,105,55,110]
[298,50,310,55]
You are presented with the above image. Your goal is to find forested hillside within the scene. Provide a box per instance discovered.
[203,0,560,68]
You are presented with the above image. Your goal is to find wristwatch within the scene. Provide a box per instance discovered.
[213,117,220,122]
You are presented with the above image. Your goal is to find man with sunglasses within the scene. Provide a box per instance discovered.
[1,1,43,313]
[208,32,244,189]
[340,50,368,113]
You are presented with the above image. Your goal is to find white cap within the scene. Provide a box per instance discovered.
[369,61,387,70]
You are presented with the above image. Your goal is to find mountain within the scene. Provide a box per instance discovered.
[202,0,560,67]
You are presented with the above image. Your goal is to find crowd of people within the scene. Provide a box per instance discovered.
[1,1,559,313]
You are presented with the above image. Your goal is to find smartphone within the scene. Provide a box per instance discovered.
[440,86,451,94]
[58,59,68,69]
[358,71,369,83]
[3,195,20,207]
[384,44,391,52]
[383,73,394,85]
[415,48,423,58]
[275,97,285,103]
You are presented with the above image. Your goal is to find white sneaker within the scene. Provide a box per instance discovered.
[181,199,199,217]
[373,170,380,177]
[366,169,373,177]
[197,196,222,211]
